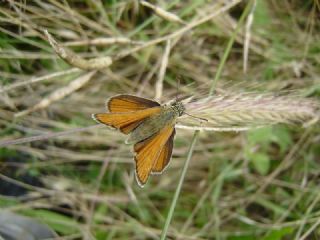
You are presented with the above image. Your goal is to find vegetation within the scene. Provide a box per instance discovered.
[0,0,320,239]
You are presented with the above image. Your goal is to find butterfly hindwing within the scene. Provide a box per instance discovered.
[152,129,175,174]
[107,95,160,113]
[134,125,174,186]
[92,107,162,134]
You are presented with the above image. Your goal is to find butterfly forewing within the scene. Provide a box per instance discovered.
[93,107,162,134]
[134,125,174,186]
[152,129,175,173]
[108,95,160,113]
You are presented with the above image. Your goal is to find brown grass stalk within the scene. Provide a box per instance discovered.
[44,30,113,70]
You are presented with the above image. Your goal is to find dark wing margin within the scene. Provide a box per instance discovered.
[107,95,160,113]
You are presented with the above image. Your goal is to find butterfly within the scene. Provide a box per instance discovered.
[92,94,185,187]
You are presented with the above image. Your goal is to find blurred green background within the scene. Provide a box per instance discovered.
[0,1,320,239]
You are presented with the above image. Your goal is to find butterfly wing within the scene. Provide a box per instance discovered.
[151,129,175,174]
[107,95,160,113]
[134,125,174,186]
[92,107,162,134]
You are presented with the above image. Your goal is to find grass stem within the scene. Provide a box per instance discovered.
[161,2,254,239]
[209,0,254,95]
[160,130,199,240]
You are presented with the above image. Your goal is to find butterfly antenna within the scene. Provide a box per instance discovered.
[185,112,208,123]
[175,75,181,102]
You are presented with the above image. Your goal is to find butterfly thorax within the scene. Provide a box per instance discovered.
[170,101,185,116]
[126,102,184,145]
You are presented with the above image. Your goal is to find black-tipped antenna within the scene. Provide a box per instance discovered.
[185,112,208,123]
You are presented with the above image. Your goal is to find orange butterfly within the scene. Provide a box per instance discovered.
[92,95,185,187]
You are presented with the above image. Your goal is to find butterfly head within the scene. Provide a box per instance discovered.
[171,101,185,117]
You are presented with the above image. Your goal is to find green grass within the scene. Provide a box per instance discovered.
[1,0,320,239]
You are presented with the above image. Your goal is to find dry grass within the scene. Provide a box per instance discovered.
[1,0,320,239]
